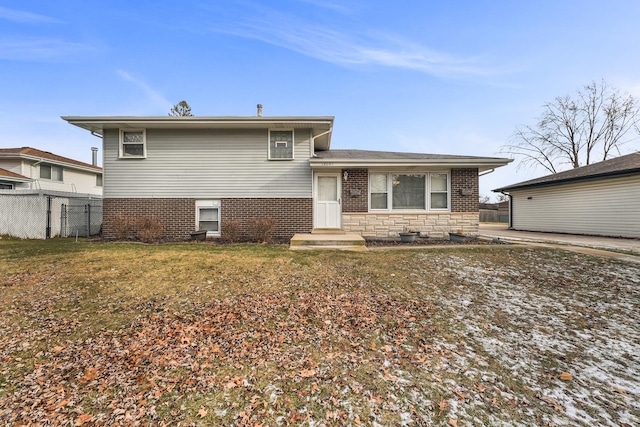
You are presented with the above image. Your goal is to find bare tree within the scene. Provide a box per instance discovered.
[502,80,639,174]
[496,193,509,203]
[169,100,193,116]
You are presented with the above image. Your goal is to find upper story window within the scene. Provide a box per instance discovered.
[268,130,294,160]
[96,174,103,187]
[0,182,14,189]
[119,129,146,158]
[369,172,450,212]
[40,164,63,181]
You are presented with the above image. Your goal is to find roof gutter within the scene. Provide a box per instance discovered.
[310,127,332,152]
[309,160,509,171]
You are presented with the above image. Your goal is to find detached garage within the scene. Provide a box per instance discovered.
[493,152,640,239]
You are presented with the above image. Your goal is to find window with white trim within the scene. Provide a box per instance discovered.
[0,182,14,189]
[268,130,294,160]
[40,164,63,181]
[369,172,449,211]
[119,129,146,158]
[196,200,220,236]
[370,173,388,209]
[96,174,103,187]
[430,173,448,209]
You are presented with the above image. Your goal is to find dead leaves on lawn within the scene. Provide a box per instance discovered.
[0,287,435,425]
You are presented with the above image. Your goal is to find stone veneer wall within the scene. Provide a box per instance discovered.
[104,197,312,241]
[339,167,480,238]
[341,212,479,238]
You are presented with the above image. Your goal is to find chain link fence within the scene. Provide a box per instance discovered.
[0,191,102,239]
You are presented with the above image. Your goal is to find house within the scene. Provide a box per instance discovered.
[62,113,512,241]
[0,147,103,195]
[493,152,640,238]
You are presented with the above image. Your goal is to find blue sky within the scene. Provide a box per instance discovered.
[1,0,639,199]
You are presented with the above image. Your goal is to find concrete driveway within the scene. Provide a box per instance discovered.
[479,223,640,262]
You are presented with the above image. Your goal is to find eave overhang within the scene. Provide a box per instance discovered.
[493,168,640,193]
[309,158,512,173]
[62,116,335,150]
[0,168,31,183]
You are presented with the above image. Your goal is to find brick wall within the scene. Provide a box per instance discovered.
[103,198,195,240]
[222,198,313,240]
[451,168,479,213]
[104,197,313,241]
[341,169,368,212]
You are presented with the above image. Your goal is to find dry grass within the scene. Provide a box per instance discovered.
[0,238,638,426]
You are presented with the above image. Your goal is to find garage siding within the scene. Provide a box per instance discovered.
[511,174,640,238]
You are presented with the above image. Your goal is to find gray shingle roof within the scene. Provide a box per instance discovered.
[494,152,640,192]
[314,149,506,161]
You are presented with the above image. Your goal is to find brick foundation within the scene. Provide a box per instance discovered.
[103,198,194,240]
[222,198,313,240]
[341,212,479,238]
[103,197,312,241]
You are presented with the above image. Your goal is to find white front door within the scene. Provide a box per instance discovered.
[314,174,341,229]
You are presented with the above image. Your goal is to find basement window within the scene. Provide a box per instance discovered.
[196,200,220,236]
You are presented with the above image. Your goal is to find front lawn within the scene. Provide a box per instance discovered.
[0,239,638,426]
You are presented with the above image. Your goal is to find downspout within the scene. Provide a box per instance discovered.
[30,159,44,190]
[500,191,512,229]
[310,128,332,152]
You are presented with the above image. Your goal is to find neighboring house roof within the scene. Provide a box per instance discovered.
[0,167,31,182]
[311,149,512,172]
[0,147,102,173]
[62,116,335,150]
[494,152,640,192]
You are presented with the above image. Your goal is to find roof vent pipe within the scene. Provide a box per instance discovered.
[91,147,98,166]
[257,104,263,117]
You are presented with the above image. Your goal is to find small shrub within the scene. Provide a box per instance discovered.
[136,216,165,243]
[222,219,242,243]
[247,217,277,243]
[111,214,136,240]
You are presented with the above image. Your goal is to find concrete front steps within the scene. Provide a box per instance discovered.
[289,232,367,251]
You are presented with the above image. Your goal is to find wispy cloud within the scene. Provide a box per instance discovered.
[210,5,498,78]
[116,69,173,112]
[294,0,353,15]
[0,6,62,24]
[0,37,93,61]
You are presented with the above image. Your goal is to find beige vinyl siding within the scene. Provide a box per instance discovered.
[0,159,101,195]
[511,174,640,238]
[103,128,312,198]
[0,159,22,175]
